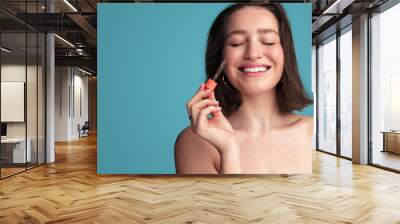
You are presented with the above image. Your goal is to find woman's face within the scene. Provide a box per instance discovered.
[223,6,284,95]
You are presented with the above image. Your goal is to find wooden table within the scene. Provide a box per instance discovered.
[381,131,400,154]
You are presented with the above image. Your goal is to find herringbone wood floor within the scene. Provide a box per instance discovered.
[1,134,400,224]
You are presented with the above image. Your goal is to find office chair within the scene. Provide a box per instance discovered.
[79,121,90,138]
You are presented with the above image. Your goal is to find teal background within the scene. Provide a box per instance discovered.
[98,3,312,174]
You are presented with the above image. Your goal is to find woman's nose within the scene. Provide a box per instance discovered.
[244,41,262,60]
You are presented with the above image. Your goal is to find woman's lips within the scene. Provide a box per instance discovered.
[238,65,271,77]
[241,71,266,77]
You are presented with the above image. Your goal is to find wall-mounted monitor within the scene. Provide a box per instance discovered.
[1,82,25,122]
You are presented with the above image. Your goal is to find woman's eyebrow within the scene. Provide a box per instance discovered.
[226,28,279,39]
[258,28,279,35]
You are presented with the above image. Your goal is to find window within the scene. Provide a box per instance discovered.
[371,2,400,171]
[317,35,337,155]
[339,27,352,158]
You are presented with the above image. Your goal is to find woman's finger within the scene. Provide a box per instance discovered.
[208,91,223,117]
[190,99,219,122]
[186,85,212,114]
[190,98,219,113]
[197,105,222,127]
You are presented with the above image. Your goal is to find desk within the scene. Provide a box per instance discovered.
[1,138,31,163]
[381,131,400,154]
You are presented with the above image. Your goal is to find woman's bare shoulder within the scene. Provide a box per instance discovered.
[174,127,220,174]
[286,114,314,134]
[298,114,313,128]
[283,114,314,171]
[175,127,212,149]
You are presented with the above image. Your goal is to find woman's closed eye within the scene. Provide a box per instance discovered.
[262,42,276,46]
[230,42,244,47]
[261,35,280,46]
[228,41,278,47]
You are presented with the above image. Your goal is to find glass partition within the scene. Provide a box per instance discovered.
[0,1,46,179]
[339,27,352,158]
[317,35,337,155]
[371,3,400,171]
[38,32,45,165]
[1,31,28,177]
[27,31,38,169]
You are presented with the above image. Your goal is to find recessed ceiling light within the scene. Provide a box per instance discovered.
[322,0,354,15]
[54,34,75,48]
[1,47,11,53]
[78,67,93,76]
[63,0,78,12]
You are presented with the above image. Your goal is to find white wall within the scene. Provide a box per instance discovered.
[1,63,46,164]
[55,66,70,141]
[1,65,40,137]
[55,67,89,141]
[72,73,89,138]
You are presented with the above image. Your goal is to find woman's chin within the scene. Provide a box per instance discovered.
[238,86,275,96]
[233,80,271,93]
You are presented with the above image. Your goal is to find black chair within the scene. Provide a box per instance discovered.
[79,121,90,138]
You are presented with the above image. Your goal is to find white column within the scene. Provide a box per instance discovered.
[352,14,369,164]
[46,1,55,163]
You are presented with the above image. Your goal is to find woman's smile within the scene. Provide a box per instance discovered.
[238,63,272,77]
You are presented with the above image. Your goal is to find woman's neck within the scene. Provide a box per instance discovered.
[228,89,283,133]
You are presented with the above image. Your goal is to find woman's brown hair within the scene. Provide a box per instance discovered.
[205,3,312,116]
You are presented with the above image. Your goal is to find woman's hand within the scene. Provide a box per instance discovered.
[186,84,238,155]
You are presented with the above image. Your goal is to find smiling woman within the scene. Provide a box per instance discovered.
[174,3,313,174]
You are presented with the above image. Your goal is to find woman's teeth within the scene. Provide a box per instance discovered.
[241,67,267,73]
